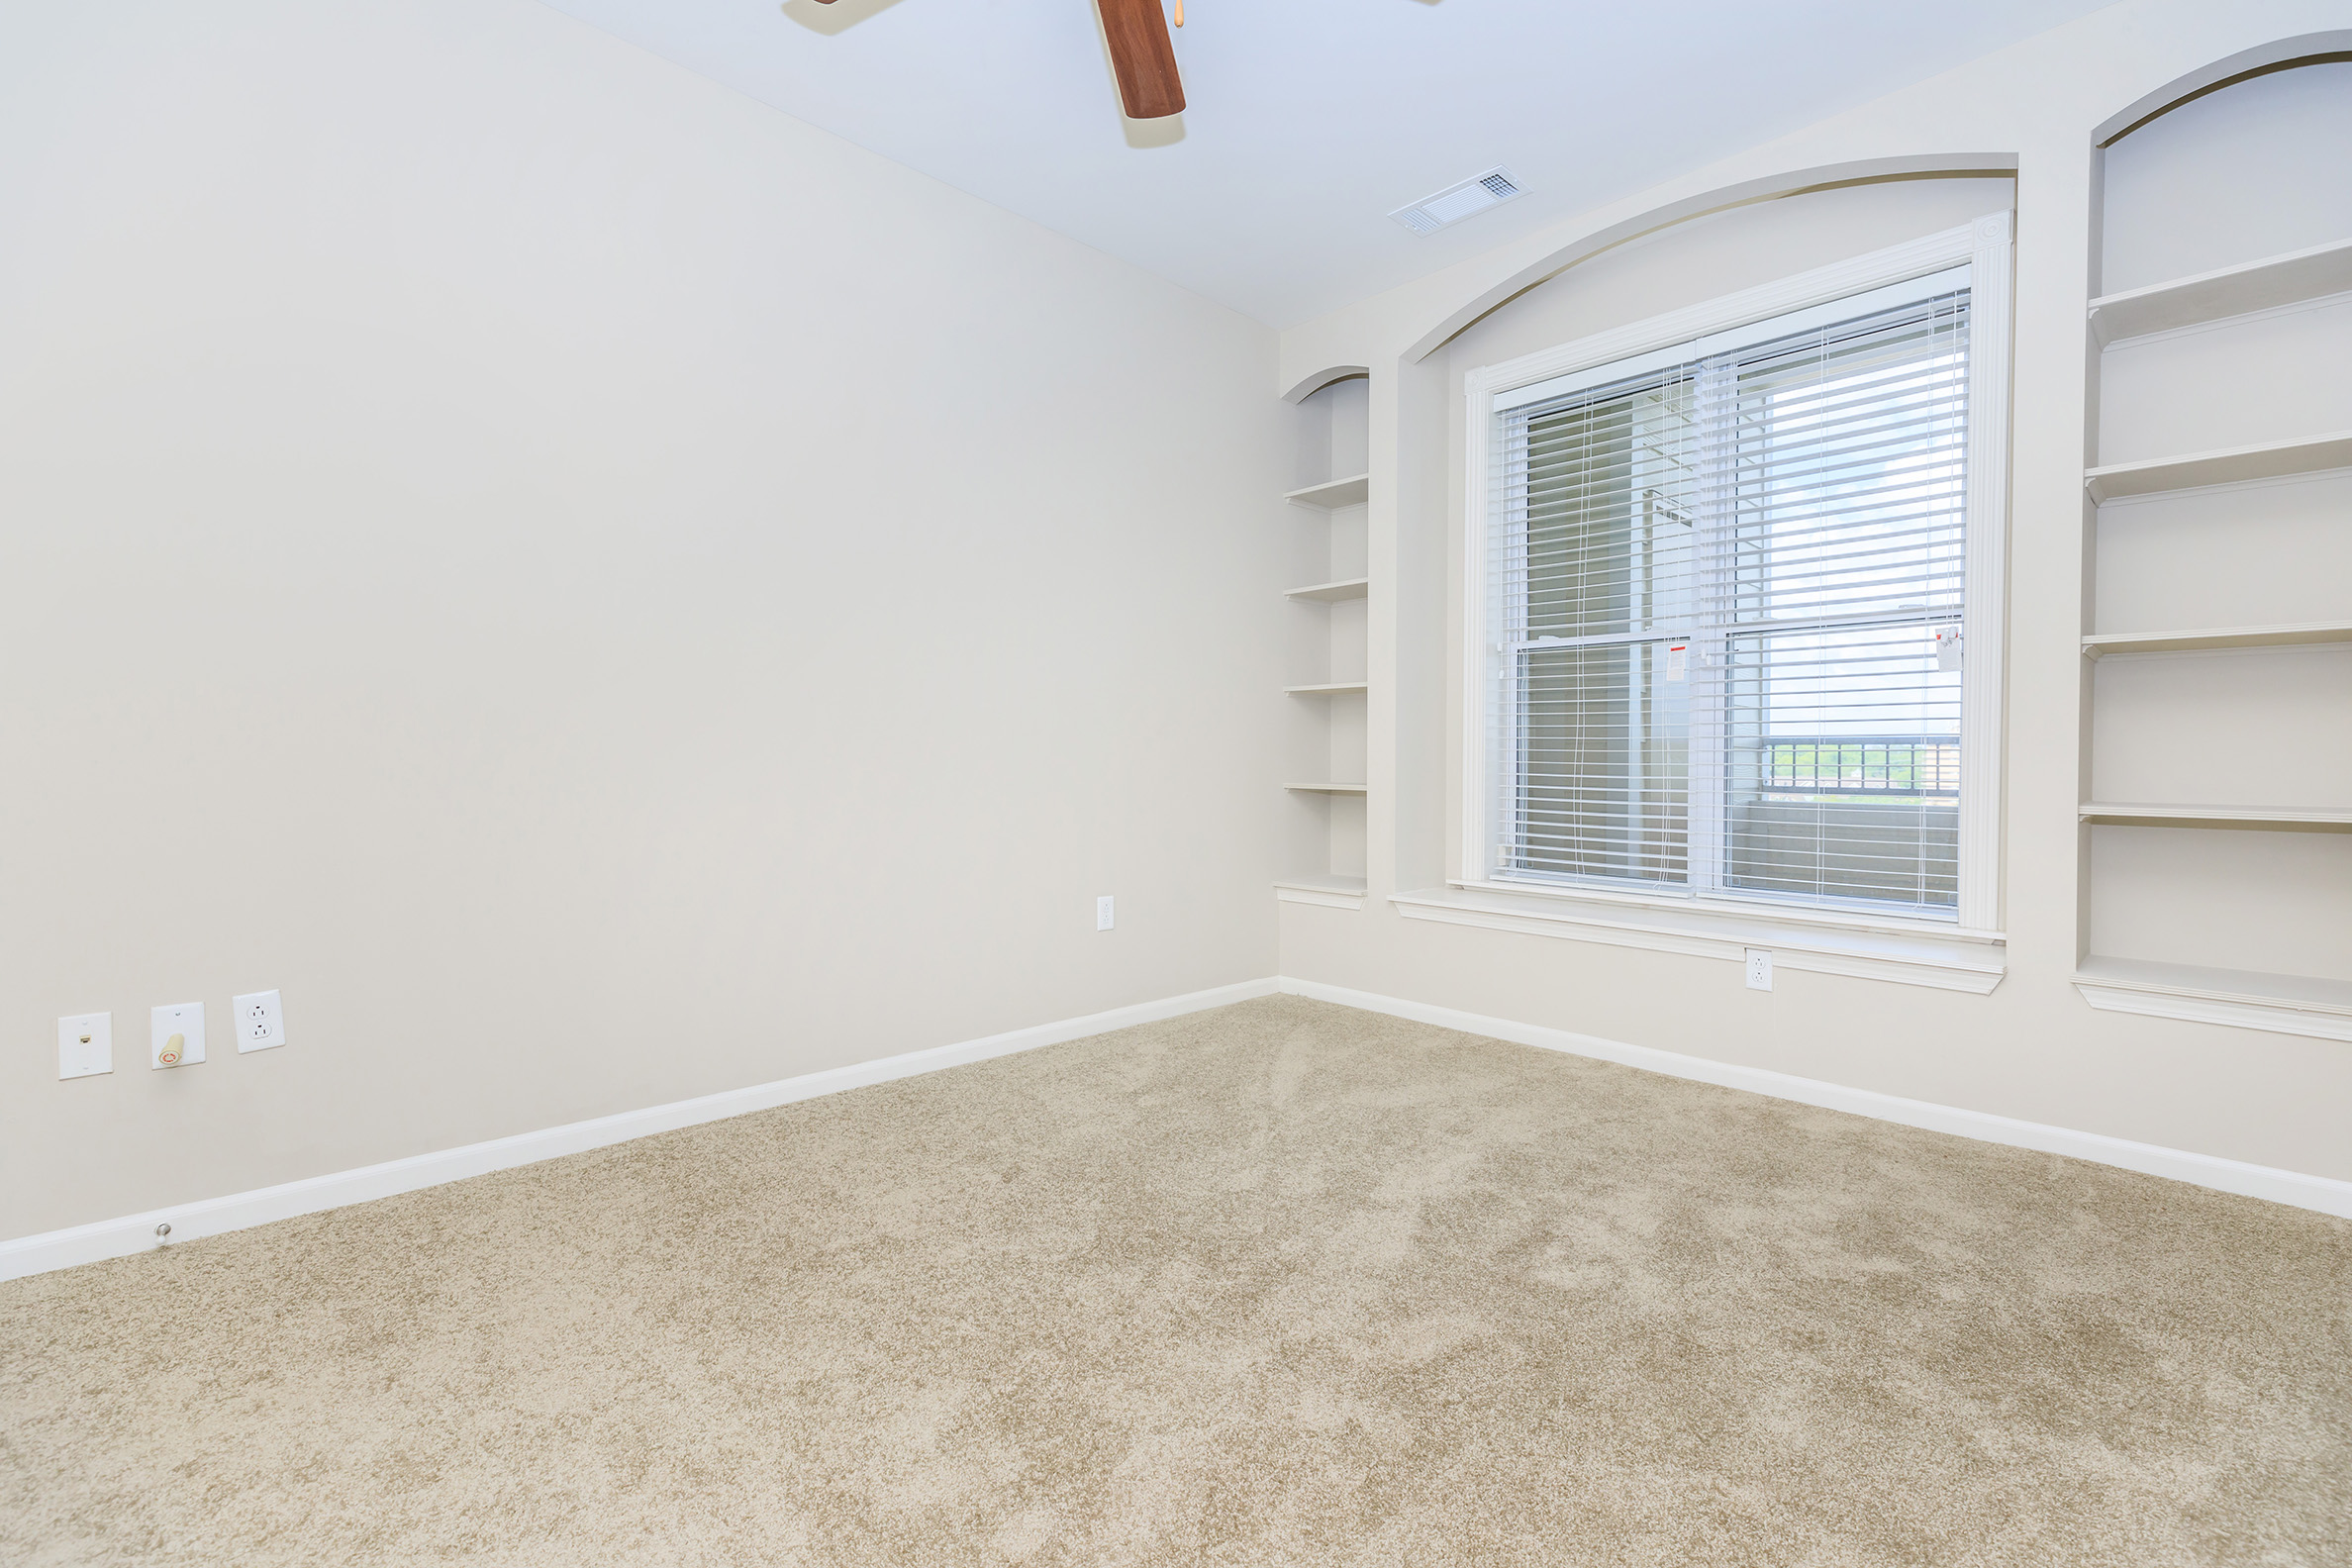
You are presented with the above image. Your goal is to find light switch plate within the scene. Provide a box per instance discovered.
[151,1002,206,1069]
[58,1013,113,1079]
[234,989,285,1052]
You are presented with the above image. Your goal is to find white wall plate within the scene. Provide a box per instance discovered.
[58,1013,112,1079]
[151,1002,205,1069]
[234,990,286,1052]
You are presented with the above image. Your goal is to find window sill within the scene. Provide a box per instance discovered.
[1393,884,2006,995]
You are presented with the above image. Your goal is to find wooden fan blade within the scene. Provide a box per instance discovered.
[1096,0,1185,119]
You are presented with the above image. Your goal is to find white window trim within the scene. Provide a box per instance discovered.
[1451,214,2012,976]
[1392,885,2007,995]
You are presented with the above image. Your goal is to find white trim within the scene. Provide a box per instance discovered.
[15,972,2342,1282]
[1276,887,1367,910]
[1277,978,2352,1219]
[2076,976,2352,1043]
[1448,873,2004,943]
[1474,224,1984,408]
[2073,955,2352,1043]
[1460,357,1498,885]
[2092,458,2352,511]
[1275,875,1368,911]
[1459,215,2012,925]
[2092,275,2352,352]
[1494,264,1973,413]
[0,977,1281,1283]
[1393,885,2006,994]
[1956,211,2010,929]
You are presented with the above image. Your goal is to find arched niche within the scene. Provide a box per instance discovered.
[2093,30,2352,146]
[1283,363,1371,405]
[2098,43,2352,296]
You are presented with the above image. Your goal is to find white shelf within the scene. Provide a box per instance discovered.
[1283,681,1368,696]
[1275,873,1367,911]
[2080,802,2352,831]
[1284,473,1370,511]
[2082,620,2352,658]
[2074,955,2352,1042]
[1285,781,1367,794]
[2090,237,2352,346]
[2086,430,2352,503]
[1284,576,1370,603]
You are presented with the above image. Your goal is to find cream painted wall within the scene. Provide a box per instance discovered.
[0,0,1293,1239]
[1275,0,2352,1184]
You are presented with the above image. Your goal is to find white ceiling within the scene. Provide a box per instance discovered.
[537,0,2100,328]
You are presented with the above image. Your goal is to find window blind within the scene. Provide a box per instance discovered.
[1489,284,1971,916]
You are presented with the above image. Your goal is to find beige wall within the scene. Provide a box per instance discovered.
[1276,0,2352,1183]
[0,0,1293,1239]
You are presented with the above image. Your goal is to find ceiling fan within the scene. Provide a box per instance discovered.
[810,0,1187,119]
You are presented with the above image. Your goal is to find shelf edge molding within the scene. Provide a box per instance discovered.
[2080,802,2352,832]
[1275,874,1368,911]
[2074,955,2352,1043]
[1283,577,1371,603]
[1284,782,1369,794]
[1283,682,1369,696]
[2086,430,2352,504]
[2089,236,2352,346]
[2082,620,2352,657]
[1283,473,1371,511]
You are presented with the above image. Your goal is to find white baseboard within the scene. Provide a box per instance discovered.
[1278,977,2352,1221]
[14,970,2342,1283]
[0,976,1281,1283]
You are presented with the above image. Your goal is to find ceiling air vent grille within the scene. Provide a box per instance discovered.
[1390,167,1522,235]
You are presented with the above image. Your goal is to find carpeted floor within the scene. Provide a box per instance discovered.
[4,995,2348,1566]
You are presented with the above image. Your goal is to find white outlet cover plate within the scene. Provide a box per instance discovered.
[1744,948,1774,992]
[1096,895,1115,931]
[58,1012,112,1079]
[234,989,286,1052]
[151,1001,206,1069]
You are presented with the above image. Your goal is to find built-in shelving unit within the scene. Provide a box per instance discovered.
[2084,429,2352,503]
[2088,236,2352,345]
[1278,377,1372,910]
[2078,802,2352,831]
[2082,620,2352,657]
[2080,103,2352,1043]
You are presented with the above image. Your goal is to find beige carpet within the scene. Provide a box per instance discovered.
[4,996,2348,1566]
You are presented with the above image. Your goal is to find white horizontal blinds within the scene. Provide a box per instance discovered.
[1715,292,1969,912]
[1492,283,1972,917]
[1496,365,1699,884]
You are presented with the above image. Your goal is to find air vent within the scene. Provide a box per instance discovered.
[1390,167,1522,235]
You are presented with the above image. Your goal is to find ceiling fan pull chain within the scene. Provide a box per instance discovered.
[1173,1,1183,27]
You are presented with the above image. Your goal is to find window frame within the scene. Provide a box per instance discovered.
[1459,215,2011,936]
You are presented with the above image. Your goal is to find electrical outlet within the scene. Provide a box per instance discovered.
[1096,895,1115,931]
[58,1013,112,1080]
[151,1002,206,1069]
[234,989,286,1052]
[1744,948,1774,992]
